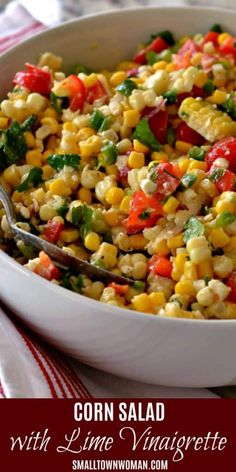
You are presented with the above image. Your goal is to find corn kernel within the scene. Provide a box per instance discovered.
[3,165,21,186]
[167,233,184,250]
[128,151,145,169]
[117,61,137,71]
[123,109,140,128]
[31,187,46,204]
[133,139,149,154]
[215,199,235,214]
[150,151,169,163]
[183,261,198,280]
[63,121,78,133]
[129,234,147,250]
[194,70,207,87]
[77,187,92,204]
[153,239,170,256]
[218,32,231,45]
[105,187,124,205]
[225,235,236,252]
[109,71,126,86]
[152,61,167,70]
[175,280,195,296]
[191,52,203,67]
[178,158,189,173]
[163,196,179,214]
[210,228,230,248]
[132,293,153,313]
[119,195,132,214]
[104,209,120,226]
[149,292,166,307]
[207,89,228,105]
[188,160,207,171]
[40,117,60,134]
[42,164,54,180]
[24,131,35,149]
[106,165,119,177]
[80,135,102,160]
[25,150,43,167]
[77,127,95,141]
[175,140,193,153]
[60,228,80,243]
[49,178,71,196]
[165,63,176,72]
[84,232,101,251]
[43,107,59,119]
[197,260,213,279]
[68,245,89,260]
[83,73,98,88]
[0,117,9,129]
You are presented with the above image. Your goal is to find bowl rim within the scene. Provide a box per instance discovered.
[1,4,236,325]
[1,248,235,325]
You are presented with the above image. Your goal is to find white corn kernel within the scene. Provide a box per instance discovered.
[208,279,231,301]
[26,93,47,112]
[213,255,234,278]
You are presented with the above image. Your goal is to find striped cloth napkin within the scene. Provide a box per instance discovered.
[0,0,235,398]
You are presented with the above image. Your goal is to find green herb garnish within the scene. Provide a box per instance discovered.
[189,146,206,161]
[47,153,80,170]
[90,110,105,131]
[50,92,62,114]
[17,167,43,192]
[181,173,197,188]
[221,92,236,119]
[183,216,205,243]
[164,90,177,104]
[116,79,137,97]
[56,200,69,217]
[21,114,37,132]
[100,141,118,165]
[72,204,93,240]
[203,80,215,94]
[133,118,160,151]
[0,121,28,168]
[209,168,225,182]
[210,24,223,33]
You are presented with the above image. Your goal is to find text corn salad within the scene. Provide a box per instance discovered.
[3,25,236,319]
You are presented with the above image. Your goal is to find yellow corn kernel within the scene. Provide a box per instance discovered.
[77,127,94,142]
[24,131,35,148]
[128,151,145,169]
[194,70,207,87]
[49,178,71,196]
[3,165,21,186]
[163,144,175,157]
[104,209,120,227]
[210,228,230,248]
[150,151,169,162]
[133,139,149,154]
[117,61,137,71]
[84,232,101,251]
[188,159,207,172]
[218,32,231,45]
[42,150,52,163]
[165,63,176,72]
[191,52,203,67]
[167,104,178,116]
[175,140,193,153]
[46,135,57,152]
[43,107,59,119]
[207,89,228,105]
[83,73,98,88]
[60,228,80,243]
[119,195,132,214]
[77,187,92,204]
[171,268,182,282]
[0,117,9,129]
[149,291,166,307]
[215,199,235,215]
[25,150,43,167]
[129,234,147,250]
[163,196,179,214]
[40,117,59,134]
[132,293,153,313]
[31,187,46,204]
[167,233,184,250]
[63,121,78,133]
[68,245,89,260]
[120,125,132,140]
[79,135,102,160]
[225,236,236,252]
[123,110,140,128]
[224,302,236,319]
[152,61,167,70]
[197,260,213,279]
[153,239,170,256]
[183,261,198,281]
[175,280,195,296]
[42,164,54,180]
[109,71,126,86]
[178,158,189,173]
[106,165,119,177]
[175,253,188,272]
[105,187,124,205]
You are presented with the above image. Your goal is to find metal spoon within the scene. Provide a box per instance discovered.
[0,185,133,285]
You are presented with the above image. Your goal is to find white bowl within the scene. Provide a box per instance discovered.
[1,6,236,388]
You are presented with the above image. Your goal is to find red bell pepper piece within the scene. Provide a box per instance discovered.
[13,63,52,95]
[205,137,236,173]
[219,36,236,60]
[202,31,219,47]
[124,190,163,234]
[42,219,64,244]
[86,80,107,104]
[176,122,205,146]
[58,74,86,111]
[153,162,181,198]
[34,251,61,281]
[108,282,129,295]
[208,166,236,192]
[148,255,173,278]
[174,39,200,70]
[226,271,236,303]
[142,107,168,144]
[134,36,169,64]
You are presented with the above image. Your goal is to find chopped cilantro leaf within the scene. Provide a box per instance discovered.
[210,24,223,33]
[0,120,28,167]
[21,114,37,132]
[47,153,80,170]
[133,118,160,151]
[50,92,62,114]
[181,173,197,188]
[16,167,43,192]
[183,216,205,243]
[116,79,137,97]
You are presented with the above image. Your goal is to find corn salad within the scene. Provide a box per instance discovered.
[2,25,236,319]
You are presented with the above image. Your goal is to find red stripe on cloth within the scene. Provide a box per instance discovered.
[0,24,45,53]
[55,356,92,399]
[0,382,6,398]
[0,21,42,45]
[17,327,58,398]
